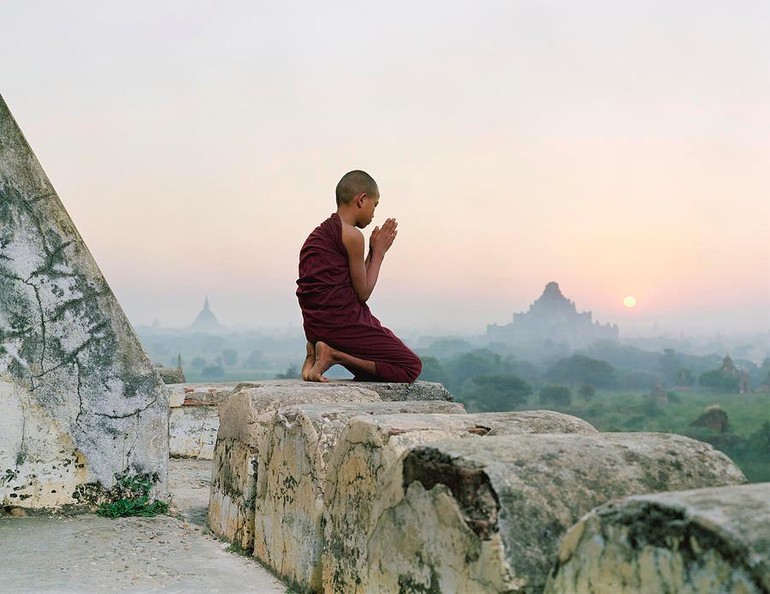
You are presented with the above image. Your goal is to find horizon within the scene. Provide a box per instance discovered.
[2,1,768,338]
[136,290,770,346]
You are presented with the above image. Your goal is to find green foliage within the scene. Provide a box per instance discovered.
[222,348,239,366]
[547,354,617,388]
[676,368,695,387]
[190,356,207,369]
[621,370,661,390]
[577,384,596,401]
[418,356,447,383]
[539,385,572,407]
[447,349,502,388]
[244,350,265,367]
[276,364,299,379]
[699,369,740,392]
[96,472,169,518]
[200,364,225,379]
[472,374,533,411]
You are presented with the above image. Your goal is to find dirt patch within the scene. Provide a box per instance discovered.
[0,459,286,593]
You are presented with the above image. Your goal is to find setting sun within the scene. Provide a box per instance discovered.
[623,296,637,308]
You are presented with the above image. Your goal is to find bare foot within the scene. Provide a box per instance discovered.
[301,342,315,381]
[307,341,337,382]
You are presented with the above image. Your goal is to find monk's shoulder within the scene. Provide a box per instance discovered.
[340,221,364,253]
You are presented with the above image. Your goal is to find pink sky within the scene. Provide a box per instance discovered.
[2,0,768,336]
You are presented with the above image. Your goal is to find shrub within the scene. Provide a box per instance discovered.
[97,472,169,518]
[539,385,572,407]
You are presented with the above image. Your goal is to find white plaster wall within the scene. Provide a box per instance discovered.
[0,380,86,507]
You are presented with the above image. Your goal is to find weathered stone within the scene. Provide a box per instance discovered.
[365,433,746,593]
[207,384,381,550]
[233,379,454,402]
[169,406,219,460]
[0,94,168,509]
[322,410,596,593]
[155,364,185,384]
[545,482,770,594]
[167,383,240,408]
[253,400,466,592]
[690,404,730,433]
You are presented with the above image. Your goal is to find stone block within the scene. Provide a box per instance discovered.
[232,379,454,402]
[0,94,168,509]
[169,406,219,460]
[322,410,596,593]
[167,383,241,408]
[207,383,381,550]
[253,400,466,592]
[364,433,746,593]
[545,482,770,594]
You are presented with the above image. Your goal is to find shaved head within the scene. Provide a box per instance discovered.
[335,170,378,206]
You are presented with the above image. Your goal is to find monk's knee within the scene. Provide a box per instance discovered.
[403,354,422,383]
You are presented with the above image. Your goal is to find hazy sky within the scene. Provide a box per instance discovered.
[2,0,768,336]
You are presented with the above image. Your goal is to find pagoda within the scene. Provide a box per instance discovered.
[487,282,618,348]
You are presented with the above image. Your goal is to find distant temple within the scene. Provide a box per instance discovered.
[719,354,750,394]
[190,296,225,333]
[487,282,618,348]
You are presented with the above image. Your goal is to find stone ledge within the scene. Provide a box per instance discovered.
[364,432,746,593]
[208,383,383,550]
[545,481,770,594]
[322,410,597,593]
[252,400,467,591]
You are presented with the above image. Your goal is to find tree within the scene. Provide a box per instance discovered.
[658,349,680,386]
[539,385,572,407]
[472,374,532,411]
[621,371,661,390]
[446,349,502,390]
[200,365,225,380]
[546,354,617,388]
[699,369,739,392]
[244,350,264,367]
[676,368,695,387]
[190,356,207,369]
[577,384,596,401]
[418,356,447,383]
[222,348,239,366]
[276,365,299,379]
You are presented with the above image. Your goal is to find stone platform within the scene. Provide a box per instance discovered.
[203,380,750,594]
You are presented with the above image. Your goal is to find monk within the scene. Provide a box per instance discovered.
[296,170,422,383]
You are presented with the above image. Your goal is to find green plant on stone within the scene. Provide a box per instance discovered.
[97,471,169,518]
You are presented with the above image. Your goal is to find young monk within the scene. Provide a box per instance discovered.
[296,170,422,383]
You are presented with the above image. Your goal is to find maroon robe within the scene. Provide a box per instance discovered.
[296,213,422,382]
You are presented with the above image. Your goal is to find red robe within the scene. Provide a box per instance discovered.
[296,213,422,382]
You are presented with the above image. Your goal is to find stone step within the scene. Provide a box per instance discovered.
[364,432,746,593]
[545,481,770,594]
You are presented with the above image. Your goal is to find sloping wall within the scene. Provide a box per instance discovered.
[0,94,168,508]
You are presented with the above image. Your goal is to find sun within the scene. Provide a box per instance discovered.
[623,295,637,308]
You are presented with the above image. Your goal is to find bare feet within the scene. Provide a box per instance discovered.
[301,342,315,381]
[307,341,336,382]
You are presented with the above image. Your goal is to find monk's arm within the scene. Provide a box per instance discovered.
[343,227,383,303]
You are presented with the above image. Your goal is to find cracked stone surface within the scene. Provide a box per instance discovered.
[254,400,466,592]
[170,406,219,460]
[544,482,770,594]
[364,433,747,593]
[322,410,596,594]
[207,384,381,552]
[229,379,455,403]
[0,94,169,508]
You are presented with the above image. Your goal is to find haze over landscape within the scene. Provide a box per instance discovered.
[2,0,768,338]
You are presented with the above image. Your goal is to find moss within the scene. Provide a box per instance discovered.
[402,447,499,540]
